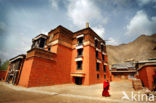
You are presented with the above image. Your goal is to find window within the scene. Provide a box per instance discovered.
[97,74,99,79]
[101,45,104,51]
[77,49,83,57]
[102,55,104,61]
[78,38,83,45]
[96,63,99,71]
[104,75,106,79]
[103,65,106,72]
[96,51,98,59]
[77,61,82,70]
[39,38,46,48]
[95,40,98,48]
[48,47,51,51]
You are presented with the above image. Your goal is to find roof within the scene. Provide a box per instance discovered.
[48,25,106,43]
[137,60,156,64]
[48,25,73,35]
[137,62,156,71]
[9,54,26,63]
[112,62,135,69]
[32,34,48,41]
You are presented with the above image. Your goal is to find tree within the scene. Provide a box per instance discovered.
[0,58,1,68]
[0,60,9,70]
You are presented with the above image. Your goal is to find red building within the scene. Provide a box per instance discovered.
[136,59,156,90]
[5,25,111,87]
[111,62,136,81]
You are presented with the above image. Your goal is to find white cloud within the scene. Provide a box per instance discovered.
[137,0,156,6]
[92,25,105,38]
[137,0,151,6]
[126,10,156,36]
[107,37,120,45]
[67,0,107,27]
[49,0,59,9]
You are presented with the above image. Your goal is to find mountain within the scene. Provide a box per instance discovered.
[106,34,156,65]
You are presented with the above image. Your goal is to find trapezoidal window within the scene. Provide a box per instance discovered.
[96,51,98,59]
[77,37,83,45]
[102,54,105,61]
[95,40,98,48]
[97,74,99,79]
[103,65,106,72]
[96,63,99,71]
[101,45,104,51]
[77,49,83,57]
[77,61,82,70]
[48,47,51,51]
[104,75,106,79]
[39,38,46,48]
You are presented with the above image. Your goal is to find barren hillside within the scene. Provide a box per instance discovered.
[107,34,156,65]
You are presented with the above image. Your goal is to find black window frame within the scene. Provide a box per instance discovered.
[77,61,82,70]
[103,65,106,72]
[104,75,106,79]
[102,54,104,61]
[97,74,99,79]
[39,38,46,48]
[95,40,98,48]
[96,63,99,71]
[48,47,51,51]
[101,45,104,51]
[96,51,98,59]
[77,49,83,57]
[78,37,83,45]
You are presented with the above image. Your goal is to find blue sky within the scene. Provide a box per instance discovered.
[0,0,156,62]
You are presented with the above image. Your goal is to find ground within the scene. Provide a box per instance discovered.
[0,80,155,103]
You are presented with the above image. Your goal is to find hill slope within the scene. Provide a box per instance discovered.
[106,34,156,65]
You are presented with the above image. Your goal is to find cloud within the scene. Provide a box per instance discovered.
[49,0,59,9]
[137,0,156,6]
[137,0,152,6]
[92,25,105,38]
[107,37,120,45]
[126,10,156,36]
[67,0,107,27]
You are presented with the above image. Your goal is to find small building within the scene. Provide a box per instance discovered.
[136,58,156,90]
[111,62,136,81]
[5,24,111,87]
[5,55,26,84]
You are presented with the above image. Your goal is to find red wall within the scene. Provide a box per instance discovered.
[0,70,6,80]
[18,58,34,87]
[138,66,156,90]
[19,44,72,87]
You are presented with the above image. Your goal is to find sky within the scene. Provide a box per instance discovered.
[0,0,156,62]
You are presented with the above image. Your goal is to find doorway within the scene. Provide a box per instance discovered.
[75,77,82,85]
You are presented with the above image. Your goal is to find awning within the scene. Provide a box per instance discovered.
[70,72,85,77]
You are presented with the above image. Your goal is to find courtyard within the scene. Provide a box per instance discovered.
[0,80,155,103]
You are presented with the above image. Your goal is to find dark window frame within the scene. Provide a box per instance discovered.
[96,63,99,71]
[77,61,82,70]
[97,74,99,79]
[102,54,104,61]
[103,65,106,72]
[77,49,83,57]
[96,51,98,59]
[104,75,106,79]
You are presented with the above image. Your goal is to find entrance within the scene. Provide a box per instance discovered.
[75,77,82,85]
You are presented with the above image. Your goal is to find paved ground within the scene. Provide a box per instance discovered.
[0,80,155,103]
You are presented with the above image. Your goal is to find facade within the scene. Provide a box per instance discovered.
[136,59,156,90]
[5,25,111,87]
[5,55,26,84]
[111,62,136,81]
